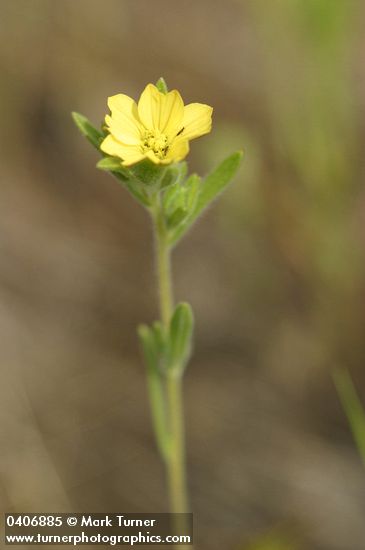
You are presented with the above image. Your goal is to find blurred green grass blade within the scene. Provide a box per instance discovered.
[72,112,103,149]
[333,367,365,465]
[169,151,243,245]
[245,539,296,550]
[243,527,299,550]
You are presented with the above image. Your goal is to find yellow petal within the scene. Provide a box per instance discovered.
[121,152,147,166]
[145,150,163,164]
[161,90,184,136]
[107,94,142,145]
[166,139,190,162]
[180,103,213,141]
[137,84,160,130]
[100,134,145,165]
[105,115,140,146]
[100,134,124,157]
[138,84,184,135]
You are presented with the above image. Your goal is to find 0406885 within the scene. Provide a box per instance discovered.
[6,515,63,527]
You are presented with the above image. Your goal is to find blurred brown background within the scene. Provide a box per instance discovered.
[1,1,365,549]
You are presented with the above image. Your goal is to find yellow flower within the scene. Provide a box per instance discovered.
[100,83,213,166]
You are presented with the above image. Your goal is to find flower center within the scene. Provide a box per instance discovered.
[142,130,169,159]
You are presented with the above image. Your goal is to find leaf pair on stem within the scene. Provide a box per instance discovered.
[138,303,193,460]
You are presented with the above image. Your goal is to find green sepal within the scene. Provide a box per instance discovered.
[169,151,243,245]
[160,165,181,190]
[71,112,103,149]
[130,159,166,186]
[156,77,168,94]
[167,303,194,373]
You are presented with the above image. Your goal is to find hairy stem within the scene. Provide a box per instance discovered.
[152,197,191,548]
[155,204,174,327]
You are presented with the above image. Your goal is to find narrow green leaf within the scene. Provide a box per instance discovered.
[196,150,243,213]
[96,157,130,180]
[333,367,365,466]
[71,112,103,149]
[97,157,123,171]
[169,151,243,245]
[152,321,167,359]
[156,77,168,94]
[185,173,200,211]
[138,324,158,372]
[168,303,194,372]
[138,324,170,461]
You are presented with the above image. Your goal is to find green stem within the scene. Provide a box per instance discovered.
[152,198,191,548]
[155,205,174,327]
